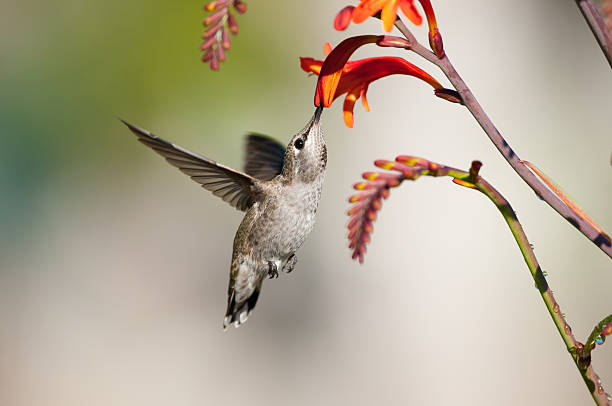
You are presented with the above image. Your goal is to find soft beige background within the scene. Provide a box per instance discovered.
[1,0,611,405]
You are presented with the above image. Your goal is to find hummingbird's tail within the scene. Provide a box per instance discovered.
[223,277,263,329]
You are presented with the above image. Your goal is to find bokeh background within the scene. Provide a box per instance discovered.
[1,0,611,404]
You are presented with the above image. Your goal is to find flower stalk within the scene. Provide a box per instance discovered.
[574,0,612,68]
[393,19,612,260]
[348,157,611,405]
[201,0,246,70]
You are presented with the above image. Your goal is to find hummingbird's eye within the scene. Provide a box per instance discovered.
[294,138,305,150]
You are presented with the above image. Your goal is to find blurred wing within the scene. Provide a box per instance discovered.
[122,120,258,211]
[244,133,285,181]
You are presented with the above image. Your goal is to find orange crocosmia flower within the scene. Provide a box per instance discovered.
[300,44,442,128]
[352,0,422,32]
[315,35,380,108]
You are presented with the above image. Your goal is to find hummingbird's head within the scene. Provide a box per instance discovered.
[282,106,326,183]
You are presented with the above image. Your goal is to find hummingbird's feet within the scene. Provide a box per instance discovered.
[267,261,279,279]
[282,254,298,274]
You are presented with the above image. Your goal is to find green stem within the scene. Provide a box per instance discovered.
[418,162,610,405]
[473,176,610,405]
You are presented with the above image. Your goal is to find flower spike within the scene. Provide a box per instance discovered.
[347,160,425,263]
[201,0,246,70]
[348,156,482,263]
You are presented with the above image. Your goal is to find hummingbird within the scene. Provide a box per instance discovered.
[121,106,326,328]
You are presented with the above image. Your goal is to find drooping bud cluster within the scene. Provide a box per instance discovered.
[347,157,431,263]
[201,0,247,71]
[347,172,398,263]
[347,156,461,263]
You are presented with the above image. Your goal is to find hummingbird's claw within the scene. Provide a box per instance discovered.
[267,261,279,279]
[283,254,298,274]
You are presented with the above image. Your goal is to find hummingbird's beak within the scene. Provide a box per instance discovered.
[301,105,324,140]
[313,105,323,125]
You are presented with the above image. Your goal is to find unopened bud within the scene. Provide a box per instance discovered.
[216,45,226,62]
[221,27,231,50]
[233,0,247,14]
[434,88,463,104]
[204,0,230,12]
[227,12,239,34]
[204,9,226,26]
[203,21,223,39]
[395,156,430,169]
[201,35,217,51]
[201,49,214,62]
[376,35,411,49]
[334,6,355,31]
[428,29,445,58]
[210,52,220,71]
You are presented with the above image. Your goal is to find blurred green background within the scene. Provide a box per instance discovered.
[1,0,611,405]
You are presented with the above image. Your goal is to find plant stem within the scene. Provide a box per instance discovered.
[574,0,612,68]
[416,160,611,405]
[472,176,610,406]
[395,20,612,260]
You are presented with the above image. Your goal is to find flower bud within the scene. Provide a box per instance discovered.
[216,45,226,62]
[434,88,463,104]
[428,28,445,58]
[203,21,223,39]
[334,6,355,31]
[233,0,247,14]
[203,9,226,26]
[227,12,239,35]
[210,52,220,71]
[201,35,217,51]
[221,27,231,50]
[376,35,411,49]
[201,49,214,62]
[204,0,230,12]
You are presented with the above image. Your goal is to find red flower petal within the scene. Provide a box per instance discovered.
[343,86,363,128]
[300,57,323,75]
[381,0,400,32]
[352,0,389,23]
[315,35,380,107]
[334,56,442,97]
[360,85,370,111]
[323,42,333,57]
[303,36,444,127]
[399,0,422,25]
[418,0,438,32]
[417,0,444,56]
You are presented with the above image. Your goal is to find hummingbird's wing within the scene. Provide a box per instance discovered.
[243,133,285,181]
[122,120,258,211]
